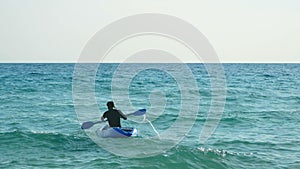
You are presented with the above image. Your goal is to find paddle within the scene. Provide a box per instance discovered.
[81,109,146,129]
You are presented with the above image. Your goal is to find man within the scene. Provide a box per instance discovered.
[101,101,127,127]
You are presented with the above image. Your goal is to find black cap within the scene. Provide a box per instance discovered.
[106,101,115,108]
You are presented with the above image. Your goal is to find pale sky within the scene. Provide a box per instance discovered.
[0,0,299,63]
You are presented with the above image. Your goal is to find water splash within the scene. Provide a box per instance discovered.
[143,115,161,139]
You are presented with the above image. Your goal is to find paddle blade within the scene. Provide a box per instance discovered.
[81,121,95,129]
[131,109,146,116]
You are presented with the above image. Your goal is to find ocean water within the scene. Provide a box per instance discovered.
[0,63,300,168]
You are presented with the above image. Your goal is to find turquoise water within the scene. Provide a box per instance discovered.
[0,63,300,168]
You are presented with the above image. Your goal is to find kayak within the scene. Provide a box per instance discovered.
[96,125,138,138]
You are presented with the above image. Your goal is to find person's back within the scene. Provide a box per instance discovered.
[103,109,127,127]
[101,101,127,127]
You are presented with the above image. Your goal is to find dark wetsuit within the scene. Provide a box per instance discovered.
[102,109,127,127]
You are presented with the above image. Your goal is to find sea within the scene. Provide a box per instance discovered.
[0,63,299,169]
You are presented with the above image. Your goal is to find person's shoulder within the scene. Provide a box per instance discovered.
[116,109,122,112]
[113,109,122,114]
[113,109,120,112]
[117,109,126,116]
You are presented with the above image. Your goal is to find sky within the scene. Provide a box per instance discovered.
[0,0,299,63]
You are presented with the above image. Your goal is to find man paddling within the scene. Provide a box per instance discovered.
[101,101,127,128]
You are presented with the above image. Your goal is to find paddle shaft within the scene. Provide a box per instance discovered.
[81,109,146,129]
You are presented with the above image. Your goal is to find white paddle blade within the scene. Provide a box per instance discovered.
[81,121,95,129]
[131,109,146,116]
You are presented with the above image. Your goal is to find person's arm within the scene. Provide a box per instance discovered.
[101,112,107,121]
[118,110,127,120]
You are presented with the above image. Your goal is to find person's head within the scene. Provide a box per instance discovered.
[106,101,115,110]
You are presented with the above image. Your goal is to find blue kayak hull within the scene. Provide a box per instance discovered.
[96,125,138,138]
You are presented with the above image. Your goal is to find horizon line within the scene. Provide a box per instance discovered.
[0,61,299,64]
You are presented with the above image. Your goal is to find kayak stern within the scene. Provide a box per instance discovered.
[96,126,138,138]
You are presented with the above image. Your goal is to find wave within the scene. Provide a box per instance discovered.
[261,74,276,78]
[151,145,256,169]
[0,130,94,151]
[215,139,277,147]
[0,129,293,169]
